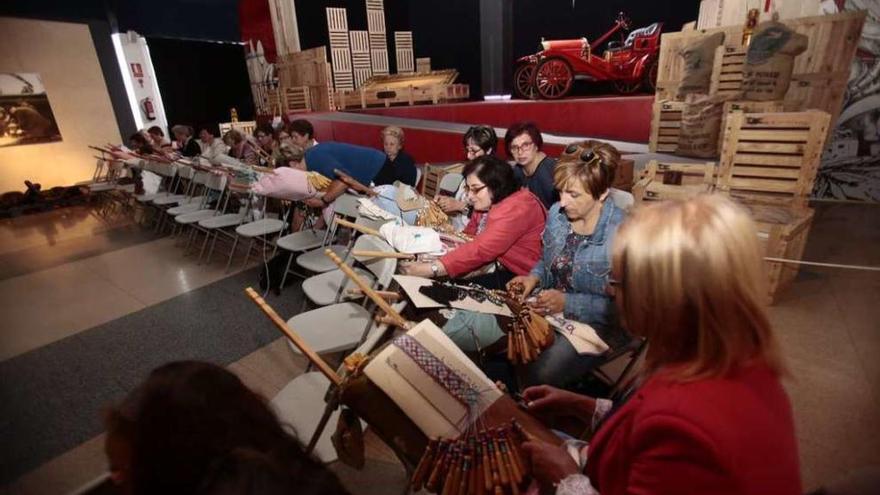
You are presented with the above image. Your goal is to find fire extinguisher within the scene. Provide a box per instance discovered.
[141,97,156,121]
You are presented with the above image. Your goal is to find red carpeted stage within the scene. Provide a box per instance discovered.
[290,95,666,167]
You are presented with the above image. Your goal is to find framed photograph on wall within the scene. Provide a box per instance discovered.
[0,73,62,148]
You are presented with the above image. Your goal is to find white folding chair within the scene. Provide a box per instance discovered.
[174,174,229,253]
[295,194,362,274]
[232,199,290,269]
[288,235,399,354]
[437,172,464,195]
[199,193,255,268]
[270,301,407,463]
[300,234,395,307]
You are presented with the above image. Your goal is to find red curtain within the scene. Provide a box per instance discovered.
[238,0,277,62]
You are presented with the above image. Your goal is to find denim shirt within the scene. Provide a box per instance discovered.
[531,200,626,344]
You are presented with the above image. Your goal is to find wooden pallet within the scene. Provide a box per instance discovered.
[632,160,716,206]
[717,110,831,209]
[648,100,685,153]
[334,70,469,109]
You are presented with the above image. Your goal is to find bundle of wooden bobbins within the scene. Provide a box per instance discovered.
[416,200,450,229]
[411,420,530,495]
[504,283,554,364]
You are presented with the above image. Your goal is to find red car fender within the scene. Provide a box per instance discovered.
[635,53,658,77]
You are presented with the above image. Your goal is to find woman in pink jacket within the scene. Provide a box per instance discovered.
[400,155,546,289]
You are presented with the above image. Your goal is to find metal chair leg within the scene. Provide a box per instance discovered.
[225,234,240,272]
[242,238,255,268]
[305,395,339,456]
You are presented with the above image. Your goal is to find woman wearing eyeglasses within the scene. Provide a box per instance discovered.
[505,121,559,209]
[440,142,628,387]
[433,125,500,232]
[399,154,546,289]
[519,194,800,495]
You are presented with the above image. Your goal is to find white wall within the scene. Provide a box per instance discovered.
[0,17,121,192]
[115,31,168,132]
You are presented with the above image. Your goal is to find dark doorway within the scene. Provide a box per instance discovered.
[146,37,255,135]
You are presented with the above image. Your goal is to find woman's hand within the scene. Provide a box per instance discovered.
[434,196,467,214]
[520,440,580,488]
[507,275,540,296]
[303,197,326,209]
[534,289,566,315]
[398,261,440,278]
[522,385,597,420]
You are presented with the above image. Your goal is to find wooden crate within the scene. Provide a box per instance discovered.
[648,100,685,153]
[654,10,865,136]
[613,158,635,192]
[717,110,831,209]
[744,204,815,303]
[276,47,334,112]
[420,162,464,198]
[632,160,716,206]
[718,100,786,150]
[709,45,746,97]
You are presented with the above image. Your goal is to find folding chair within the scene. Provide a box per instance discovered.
[437,172,464,195]
[287,235,399,356]
[232,199,290,269]
[270,301,407,463]
[300,234,396,307]
[295,194,363,274]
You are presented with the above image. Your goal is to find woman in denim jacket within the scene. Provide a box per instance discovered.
[444,140,629,387]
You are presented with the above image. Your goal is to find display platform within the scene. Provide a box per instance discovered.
[290,95,658,167]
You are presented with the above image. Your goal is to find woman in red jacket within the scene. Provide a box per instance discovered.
[521,194,801,495]
[399,155,546,289]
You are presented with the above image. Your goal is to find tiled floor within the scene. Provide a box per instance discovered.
[0,237,243,361]
[1,201,878,494]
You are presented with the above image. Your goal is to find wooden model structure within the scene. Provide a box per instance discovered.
[334,70,470,110]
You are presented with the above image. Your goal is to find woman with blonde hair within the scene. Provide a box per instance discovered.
[373,125,417,186]
[520,194,800,495]
[222,129,259,167]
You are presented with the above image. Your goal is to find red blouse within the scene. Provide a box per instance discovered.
[440,189,546,278]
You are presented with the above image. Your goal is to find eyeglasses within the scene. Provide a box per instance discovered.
[465,146,483,156]
[463,183,488,195]
[509,141,535,154]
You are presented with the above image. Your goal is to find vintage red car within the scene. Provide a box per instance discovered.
[515,13,662,99]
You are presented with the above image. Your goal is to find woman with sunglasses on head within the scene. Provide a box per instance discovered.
[442,141,629,387]
[519,194,800,495]
[400,154,546,290]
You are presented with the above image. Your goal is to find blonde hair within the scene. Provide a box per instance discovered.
[554,140,620,199]
[613,194,784,381]
[222,129,245,146]
[381,125,405,145]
